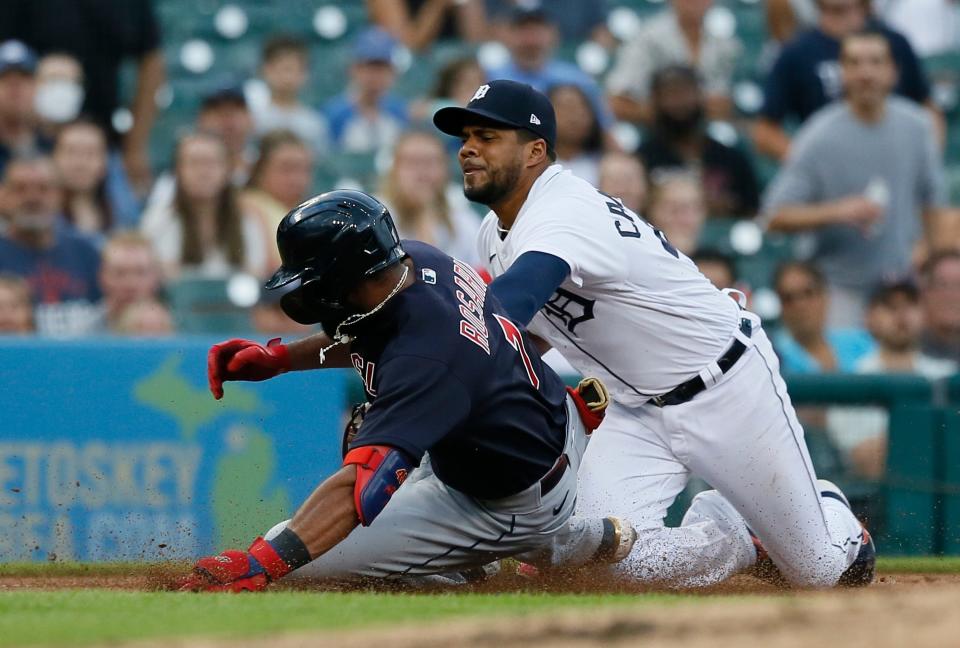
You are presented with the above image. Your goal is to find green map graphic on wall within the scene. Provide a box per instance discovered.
[134,354,291,547]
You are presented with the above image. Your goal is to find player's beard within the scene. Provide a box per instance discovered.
[462,156,523,206]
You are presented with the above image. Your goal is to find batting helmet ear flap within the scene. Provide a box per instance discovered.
[280,278,356,329]
[279,285,317,325]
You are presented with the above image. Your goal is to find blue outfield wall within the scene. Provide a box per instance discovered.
[0,339,349,562]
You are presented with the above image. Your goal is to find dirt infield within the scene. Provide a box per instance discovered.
[2,570,959,647]
[328,581,960,648]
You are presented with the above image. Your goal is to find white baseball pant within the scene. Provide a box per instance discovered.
[575,315,865,588]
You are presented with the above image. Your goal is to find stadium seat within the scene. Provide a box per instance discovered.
[167,277,254,334]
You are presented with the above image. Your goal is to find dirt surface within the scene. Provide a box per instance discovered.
[3,570,958,648]
[121,577,960,648]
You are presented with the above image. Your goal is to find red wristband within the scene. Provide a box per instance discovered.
[248,536,292,581]
[266,338,291,373]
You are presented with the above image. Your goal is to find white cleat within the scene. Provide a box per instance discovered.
[594,516,637,563]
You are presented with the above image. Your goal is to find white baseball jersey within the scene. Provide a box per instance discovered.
[479,164,741,406]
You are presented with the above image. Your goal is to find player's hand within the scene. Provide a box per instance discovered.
[207,338,291,400]
[832,196,882,229]
[178,549,269,593]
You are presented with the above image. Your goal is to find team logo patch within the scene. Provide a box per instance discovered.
[529,113,541,125]
[471,84,490,102]
[544,288,596,334]
[395,468,408,485]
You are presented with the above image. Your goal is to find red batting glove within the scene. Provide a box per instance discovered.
[179,549,269,593]
[207,338,291,400]
[178,538,292,593]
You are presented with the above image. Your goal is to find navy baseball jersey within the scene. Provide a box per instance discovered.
[346,241,568,500]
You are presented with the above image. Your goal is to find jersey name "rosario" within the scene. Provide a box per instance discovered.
[454,259,490,354]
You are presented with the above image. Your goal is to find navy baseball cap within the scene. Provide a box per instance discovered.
[353,27,397,64]
[201,82,247,109]
[433,80,556,150]
[0,40,37,76]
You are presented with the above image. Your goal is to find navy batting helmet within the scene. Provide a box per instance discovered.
[265,189,406,327]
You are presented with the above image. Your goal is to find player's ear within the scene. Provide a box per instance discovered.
[525,138,548,167]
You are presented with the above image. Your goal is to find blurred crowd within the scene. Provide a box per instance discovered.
[0,1,959,463]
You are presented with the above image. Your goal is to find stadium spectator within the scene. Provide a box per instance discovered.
[0,274,34,334]
[772,261,874,373]
[198,85,256,186]
[606,0,742,124]
[920,251,960,364]
[252,36,330,158]
[377,129,481,265]
[33,53,85,136]
[597,151,647,215]
[0,0,166,193]
[486,0,614,47]
[324,28,409,154]
[94,231,163,333]
[548,84,605,186]
[766,0,817,45]
[639,66,760,219]
[144,84,257,216]
[753,0,939,162]
[762,31,952,327]
[241,130,314,269]
[646,173,706,257]
[826,280,956,479]
[0,154,101,335]
[113,297,173,336]
[139,133,266,281]
[53,119,140,242]
[874,0,960,57]
[37,54,141,231]
[410,56,486,124]
[368,0,488,52]
[692,249,738,290]
[485,8,614,132]
[0,41,45,178]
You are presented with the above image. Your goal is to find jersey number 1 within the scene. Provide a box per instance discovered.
[493,314,540,390]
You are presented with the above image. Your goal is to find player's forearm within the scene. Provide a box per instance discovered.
[489,252,570,326]
[766,202,841,232]
[285,332,353,370]
[752,118,791,161]
[288,466,360,558]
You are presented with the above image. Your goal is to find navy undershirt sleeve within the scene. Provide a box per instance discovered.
[489,252,571,326]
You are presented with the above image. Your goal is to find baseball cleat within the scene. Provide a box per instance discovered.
[458,560,501,583]
[592,516,637,564]
[818,479,876,587]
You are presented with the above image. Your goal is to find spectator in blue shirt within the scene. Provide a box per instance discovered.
[753,0,940,162]
[0,154,101,336]
[485,8,614,132]
[323,28,409,154]
[772,261,874,373]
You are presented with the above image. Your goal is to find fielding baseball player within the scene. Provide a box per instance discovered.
[432,80,876,588]
[182,190,633,591]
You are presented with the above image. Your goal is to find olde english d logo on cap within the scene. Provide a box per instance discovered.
[471,84,491,102]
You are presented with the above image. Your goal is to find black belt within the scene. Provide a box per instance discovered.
[650,318,753,408]
[539,453,569,495]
